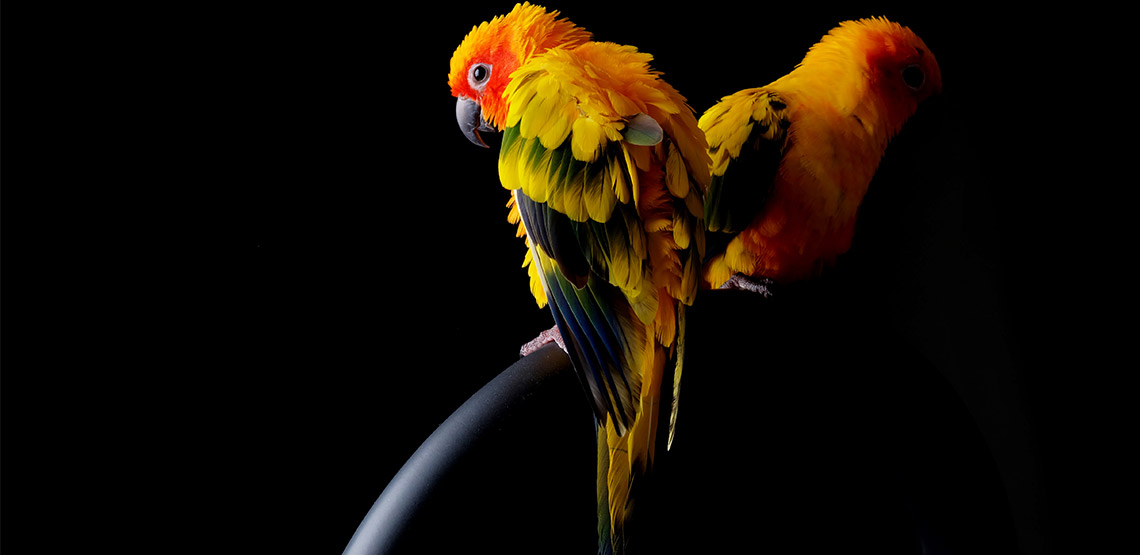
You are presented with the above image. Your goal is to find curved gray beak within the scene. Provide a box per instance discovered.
[456,96,495,148]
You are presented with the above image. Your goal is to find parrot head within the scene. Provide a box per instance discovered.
[447,2,591,147]
[805,17,942,141]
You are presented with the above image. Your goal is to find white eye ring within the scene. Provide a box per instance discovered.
[468,63,492,91]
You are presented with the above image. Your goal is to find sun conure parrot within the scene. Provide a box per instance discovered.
[699,17,941,293]
[447,3,708,554]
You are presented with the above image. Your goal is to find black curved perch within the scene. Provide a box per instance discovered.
[342,344,597,555]
[345,286,1019,554]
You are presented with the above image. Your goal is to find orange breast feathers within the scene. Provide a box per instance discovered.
[742,99,885,282]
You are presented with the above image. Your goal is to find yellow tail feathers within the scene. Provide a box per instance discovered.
[598,341,668,554]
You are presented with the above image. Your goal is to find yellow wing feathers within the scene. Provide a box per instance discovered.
[502,40,707,313]
[700,88,790,179]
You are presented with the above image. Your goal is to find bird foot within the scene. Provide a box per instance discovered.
[520,325,567,357]
[719,274,776,298]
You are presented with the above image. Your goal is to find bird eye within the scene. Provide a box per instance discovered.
[468,63,492,91]
[902,64,925,90]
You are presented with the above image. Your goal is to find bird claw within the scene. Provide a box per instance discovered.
[520,326,567,357]
[719,274,776,298]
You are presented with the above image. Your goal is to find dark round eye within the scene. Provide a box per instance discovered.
[469,63,491,90]
[902,64,925,90]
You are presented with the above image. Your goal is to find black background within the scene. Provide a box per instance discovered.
[2,1,1122,553]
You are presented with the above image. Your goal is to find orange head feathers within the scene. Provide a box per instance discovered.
[448,3,591,146]
[792,17,941,144]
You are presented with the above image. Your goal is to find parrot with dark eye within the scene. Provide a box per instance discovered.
[447,4,708,554]
[699,17,942,294]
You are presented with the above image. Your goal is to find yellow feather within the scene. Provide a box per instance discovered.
[505,77,537,129]
[724,236,758,276]
[505,195,526,238]
[516,144,545,202]
[584,171,617,223]
[604,124,624,143]
[625,210,648,273]
[538,103,575,149]
[607,90,641,118]
[621,145,641,209]
[572,117,604,162]
[703,254,729,290]
[551,162,587,222]
[536,70,561,97]
[604,417,629,545]
[629,274,658,327]
[680,252,699,305]
[672,207,691,250]
[609,154,631,205]
[668,305,687,450]
[683,187,703,220]
[608,241,631,292]
[519,89,555,139]
[636,81,678,115]
[523,245,547,308]
[498,136,522,192]
[643,214,669,234]
[664,142,690,199]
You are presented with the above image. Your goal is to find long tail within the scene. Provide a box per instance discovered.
[597,342,671,555]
